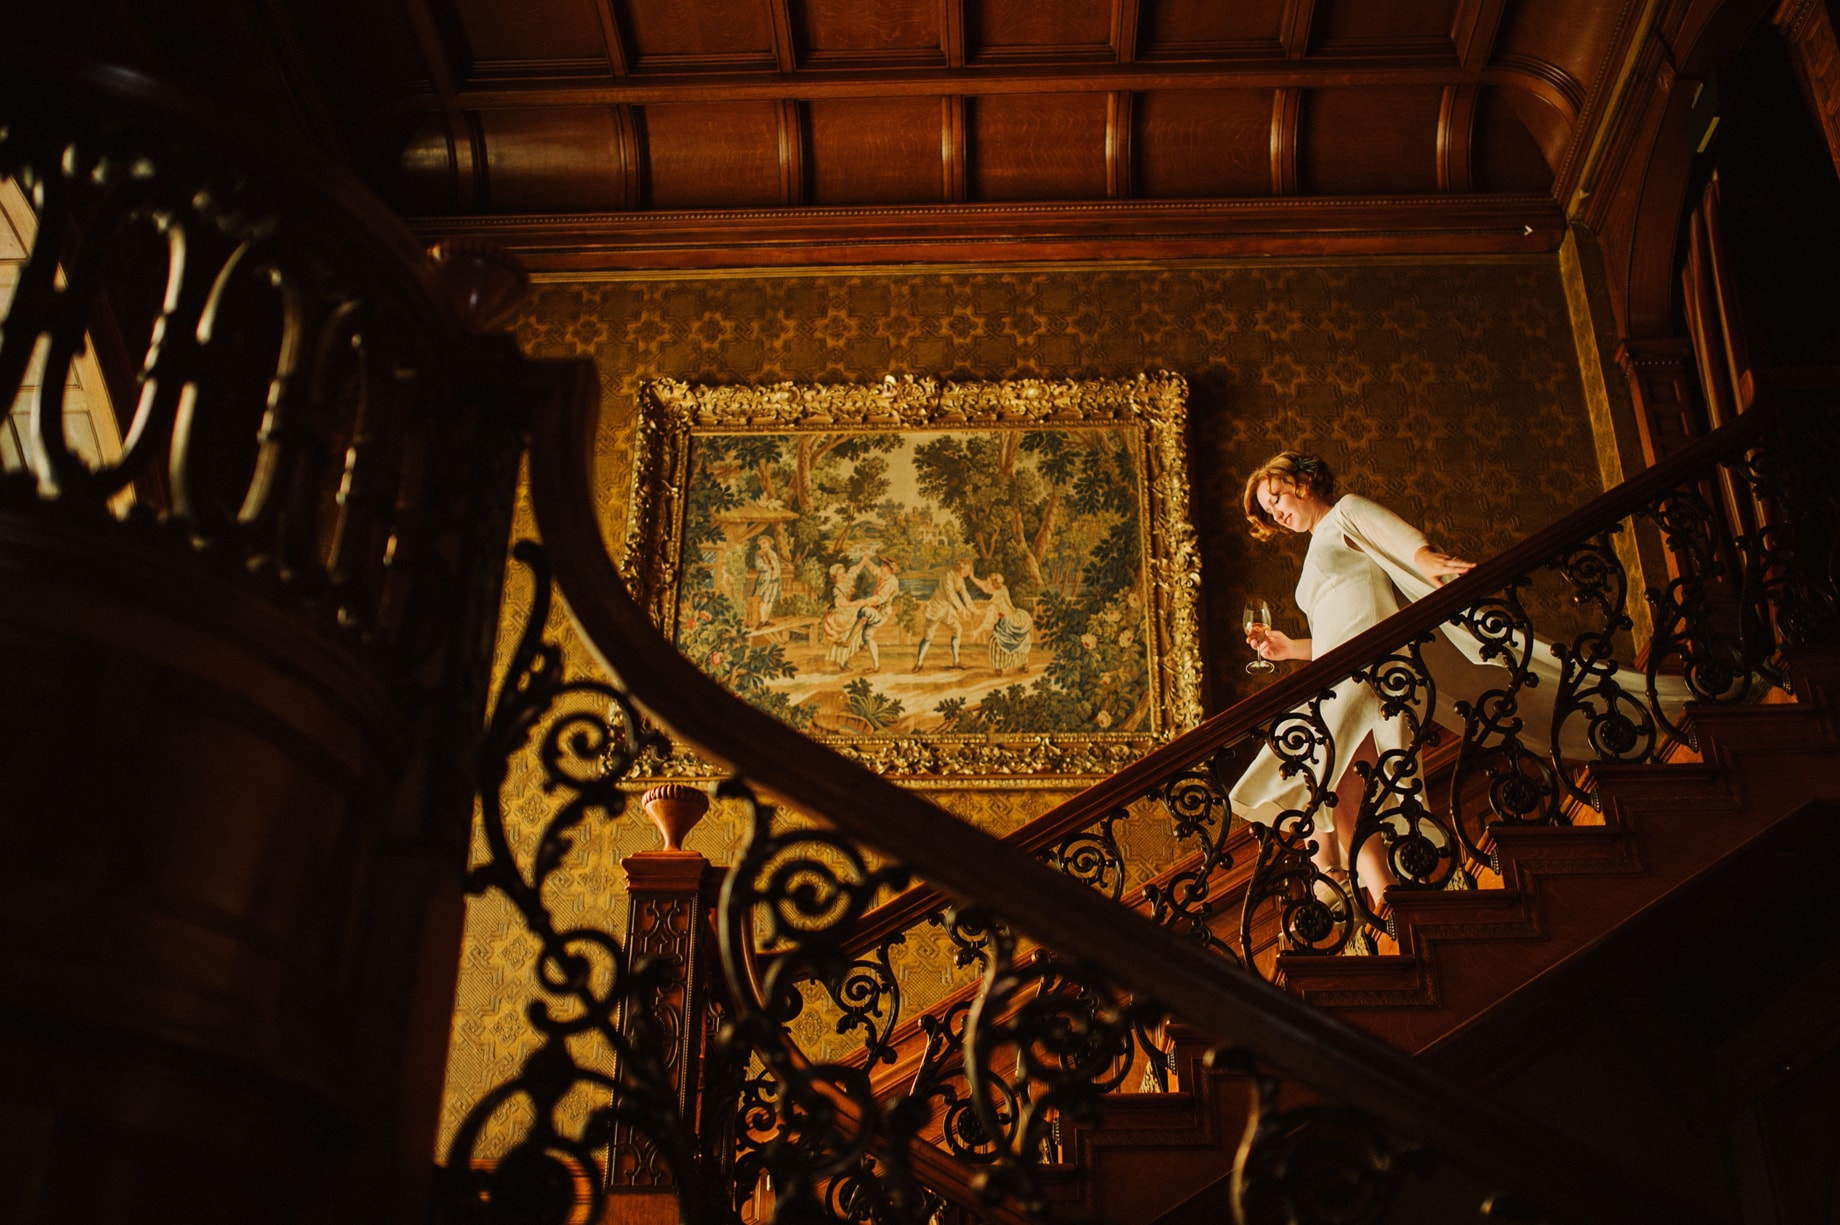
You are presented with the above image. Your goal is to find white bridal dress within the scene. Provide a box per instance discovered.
[1228,494,1676,830]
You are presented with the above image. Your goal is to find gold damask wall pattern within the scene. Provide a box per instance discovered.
[437,257,1600,1155]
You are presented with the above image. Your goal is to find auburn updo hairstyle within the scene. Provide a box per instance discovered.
[1242,451,1335,541]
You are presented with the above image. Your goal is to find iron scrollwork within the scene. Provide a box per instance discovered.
[438,542,717,1225]
[1641,481,1755,736]
[716,781,924,1223]
[1145,744,1250,966]
[960,926,1149,1215]
[1545,531,1661,795]
[1224,1048,1429,1225]
[1347,632,1462,919]
[1238,690,1363,965]
[1044,806,1129,903]
[1441,581,1565,869]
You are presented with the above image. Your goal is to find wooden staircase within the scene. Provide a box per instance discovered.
[998,647,1840,1224]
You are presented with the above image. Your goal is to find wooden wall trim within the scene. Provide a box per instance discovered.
[1488,54,1586,121]
[410,193,1563,269]
[1552,0,1661,201]
[434,63,1480,114]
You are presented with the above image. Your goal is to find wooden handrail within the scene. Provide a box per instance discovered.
[833,402,1775,959]
[527,358,1738,1225]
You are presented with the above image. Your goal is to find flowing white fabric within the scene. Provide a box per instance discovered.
[1229,495,1679,830]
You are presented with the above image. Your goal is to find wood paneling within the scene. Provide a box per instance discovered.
[613,0,776,66]
[969,0,1113,60]
[1473,83,1556,190]
[211,0,1733,265]
[807,97,951,203]
[793,0,945,62]
[969,93,1109,199]
[1299,86,1444,193]
[1313,0,1459,54]
[475,107,638,211]
[1133,90,1274,197]
[641,101,783,207]
[454,0,610,69]
[1136,0,1289,55]
[1495,0,1615,109]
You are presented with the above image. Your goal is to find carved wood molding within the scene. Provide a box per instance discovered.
[410,194,1565,269]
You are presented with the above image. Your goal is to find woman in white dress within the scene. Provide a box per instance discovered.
[1230,450,1694,906]
[1229,452,1480,899]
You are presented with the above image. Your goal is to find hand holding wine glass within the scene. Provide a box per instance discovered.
[1243,596,1275,674]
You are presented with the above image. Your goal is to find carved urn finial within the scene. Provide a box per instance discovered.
[427,239,530,333]
[640,783,710,852]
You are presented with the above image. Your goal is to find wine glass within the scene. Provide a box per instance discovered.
[1243,596,1275,674]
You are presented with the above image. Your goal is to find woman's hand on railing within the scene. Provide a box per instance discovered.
[1414,545,1475,583]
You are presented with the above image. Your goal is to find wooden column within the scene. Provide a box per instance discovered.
[1618,338,1706,466]
[603,785,723,1223]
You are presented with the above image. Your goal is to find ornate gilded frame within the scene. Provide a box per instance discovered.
[623,373,1204,783]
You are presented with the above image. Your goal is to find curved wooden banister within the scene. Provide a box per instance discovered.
[834,402,1776,960]
[527,358,1728,1225]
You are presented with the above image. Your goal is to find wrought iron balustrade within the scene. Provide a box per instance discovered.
[814,397,1838,981]
[438,355,1836,1225]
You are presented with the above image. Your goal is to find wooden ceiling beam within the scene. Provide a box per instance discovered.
[1270,87,1300,194]
[1438,83,1479,191]
[409,194,1566,271]
[1112,0,1141,63]
[433,59,1469,112]
[1281,0,1317,59]
[943,0,966,68]
[1453,0,1511,77]
[778,99,805,204]
[400,0,463,101]
[766,0,798,72]
[1106,91,1133,198]
[589,0,631,75]
[942,95,968,201]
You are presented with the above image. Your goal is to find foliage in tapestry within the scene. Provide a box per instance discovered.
[673,426,1153,739]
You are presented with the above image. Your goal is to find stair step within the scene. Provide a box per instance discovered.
[935,660,1840,1223]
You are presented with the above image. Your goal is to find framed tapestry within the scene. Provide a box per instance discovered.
[623,373,1205,783]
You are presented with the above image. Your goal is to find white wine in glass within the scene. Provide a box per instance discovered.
[1243,596,1275,674]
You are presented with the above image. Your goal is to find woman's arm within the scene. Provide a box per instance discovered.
[1343,495,1474,583]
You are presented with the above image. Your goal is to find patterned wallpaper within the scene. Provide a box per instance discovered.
[437,256,1601,1155]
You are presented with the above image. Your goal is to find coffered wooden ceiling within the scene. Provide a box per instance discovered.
[270,0,1650,267]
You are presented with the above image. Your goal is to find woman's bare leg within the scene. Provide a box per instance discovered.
[1332,736,1397,906]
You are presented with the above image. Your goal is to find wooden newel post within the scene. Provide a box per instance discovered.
[603,783,724,1219]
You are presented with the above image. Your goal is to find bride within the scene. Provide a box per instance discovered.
[1230,450,1680,904]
